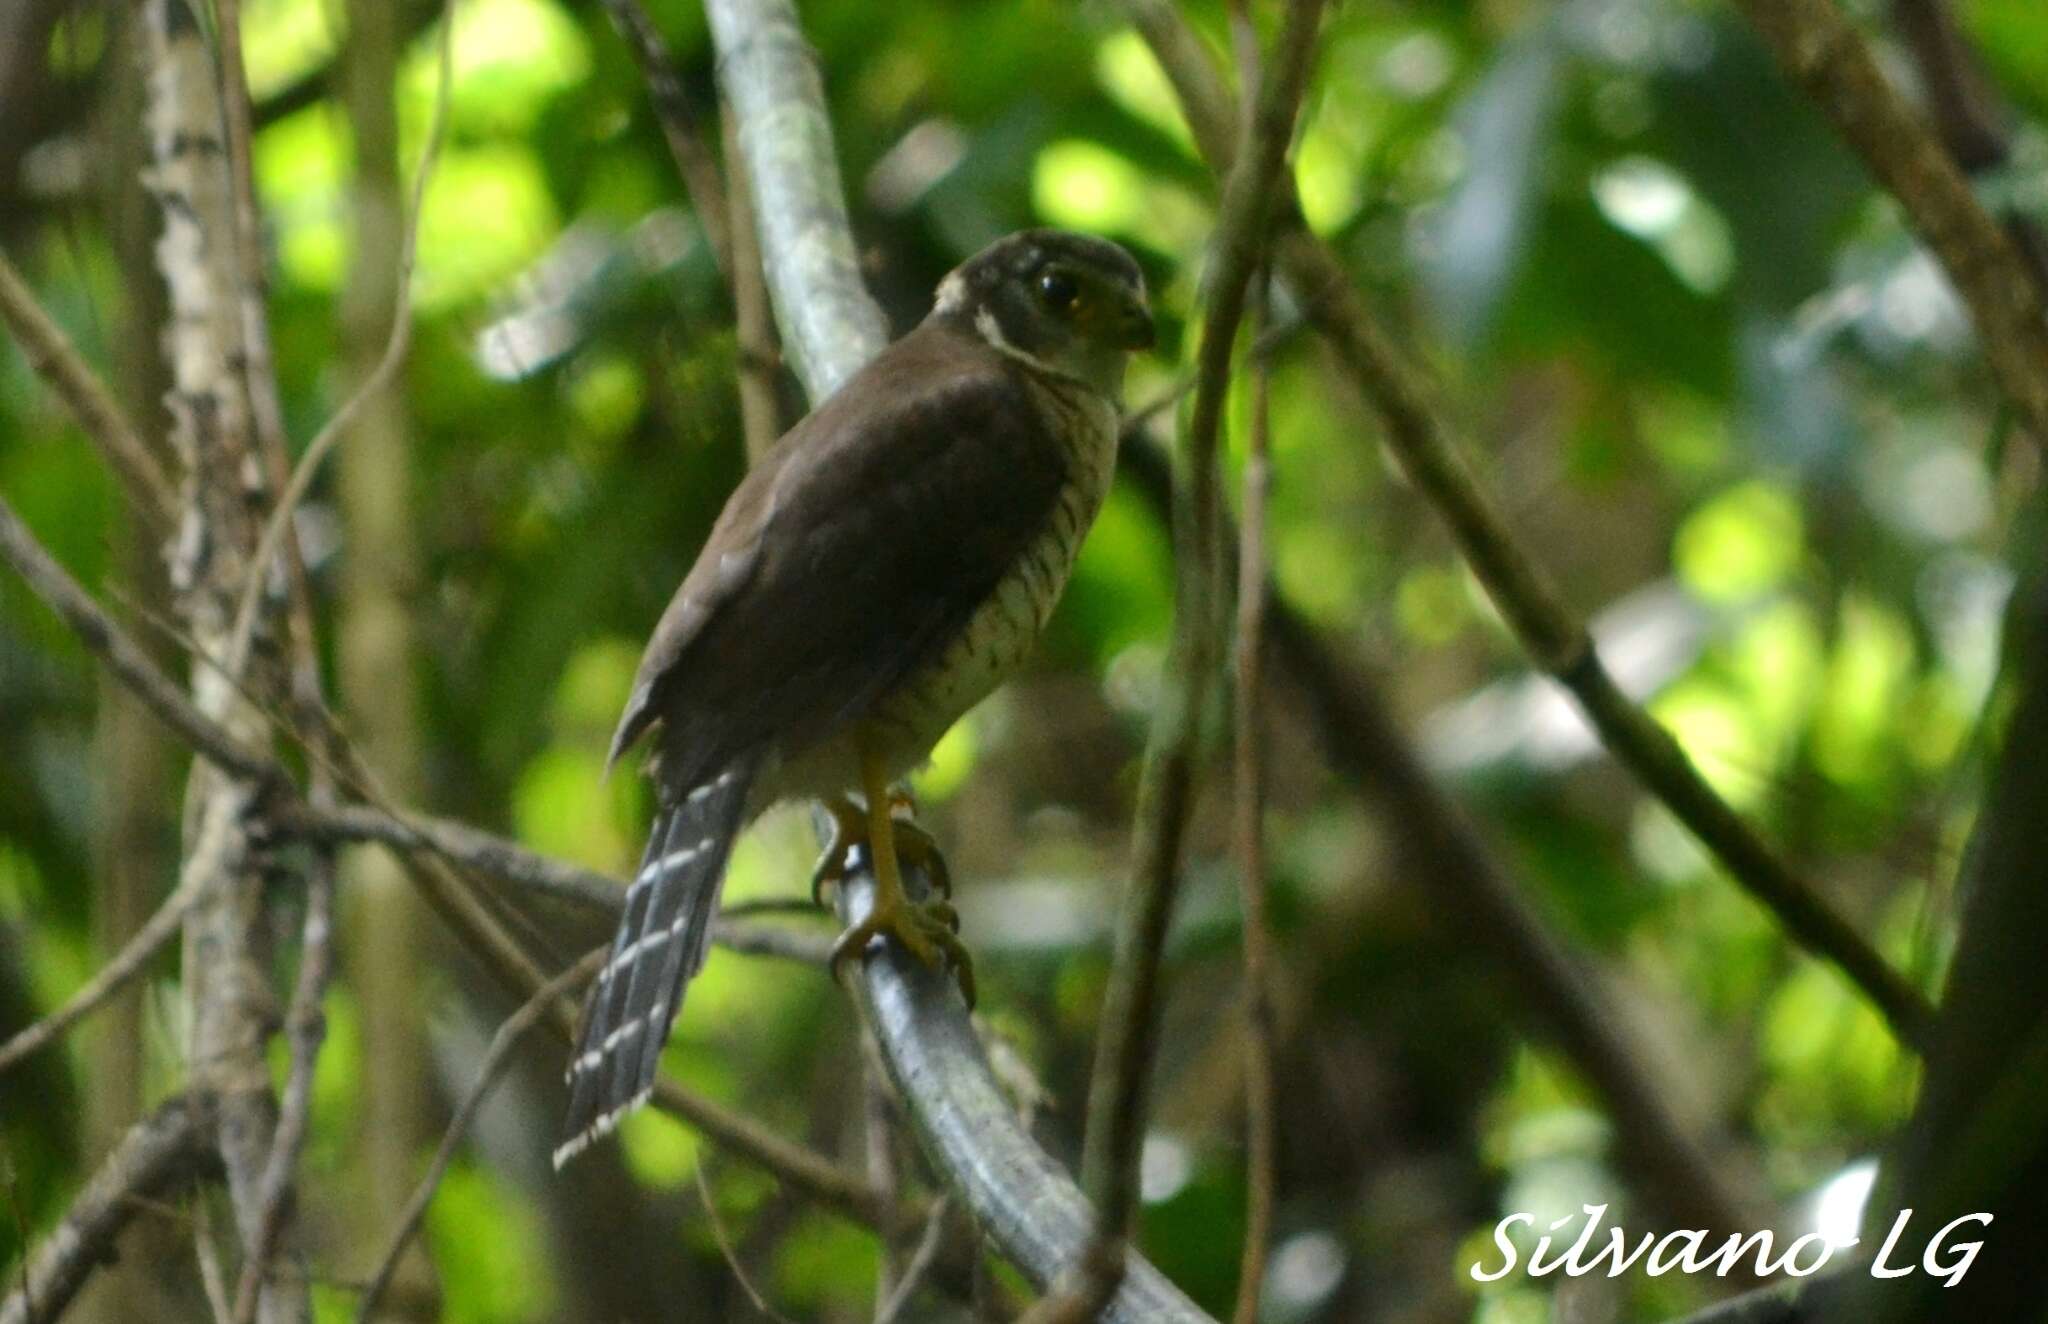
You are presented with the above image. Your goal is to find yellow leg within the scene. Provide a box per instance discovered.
[885,788,953,900]
[824,737,975,1005]
[808,791,952,906]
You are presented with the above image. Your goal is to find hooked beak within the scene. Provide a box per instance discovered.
[1115,296,1157,352]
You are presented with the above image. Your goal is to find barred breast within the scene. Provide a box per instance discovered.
[866,376,1120,775]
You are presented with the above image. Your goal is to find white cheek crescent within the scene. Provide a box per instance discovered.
[975,304,1065,378]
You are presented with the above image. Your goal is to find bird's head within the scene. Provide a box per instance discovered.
[931,229,1154,395]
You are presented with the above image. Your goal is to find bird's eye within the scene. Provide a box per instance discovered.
[1037,269,1080,311]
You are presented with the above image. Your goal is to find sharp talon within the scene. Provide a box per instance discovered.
[810,851,843,908]
[826,926,868,985]
[927,924,976,1007]
[892,819,953,900]
[810,797,866,908]
[828,896,976,1007]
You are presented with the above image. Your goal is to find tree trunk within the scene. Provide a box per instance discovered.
[141,3,307,1320]
[338,2,439,1314]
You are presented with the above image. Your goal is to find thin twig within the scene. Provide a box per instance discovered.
[1663,1272,1850,1324]
[275,799,622,913]
[232,854,336,1324]
[600,0,733,277]
[0,249,177,530]
[330,792,884,1225]
[0,1096,216,1324]
[0,869,202,1075]
[717,896,824,919]
[1124,0,1938,1052]
[2,1149,33,1324]
[216,0,346,800]
[648,1068,899,1229]
[0,513,812,958]
[724,110,783,460]
[865,1059,901,1314]
[1120,315,1304,440]
[874,1196,953,1324]
[8,205,881,1316]
[383,832,897,1226]
[3,496,875,1235]
[1891,0,2048,294]
[196,1202,237,1324]
[1733,0,2048,444]
[1227,263,1278,1324]
[355,950,605,1322]
[212,0,299,573]
[1037,6,1324,1321]
[272,798,829,962]
[0,492,282,788]
[223,0,455,682]
[693,1159,798,1324]
[1121,432,1762,1234]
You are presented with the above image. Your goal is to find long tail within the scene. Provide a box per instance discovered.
[554,759,755,1167]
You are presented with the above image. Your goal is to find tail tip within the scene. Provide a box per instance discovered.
[551,1086,653,1171]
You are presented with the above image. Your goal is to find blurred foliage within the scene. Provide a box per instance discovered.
[3,0,2046,1320]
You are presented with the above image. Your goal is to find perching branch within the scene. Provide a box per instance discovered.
[704,0,887,401]
[0,1095,218,1324]
[840,868,1209,1323]
[703,0,1211,1317]
[1732,0,2048,444]
[1123,0,1937,1052]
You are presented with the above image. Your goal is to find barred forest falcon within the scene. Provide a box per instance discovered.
[556,230,1155,1165]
